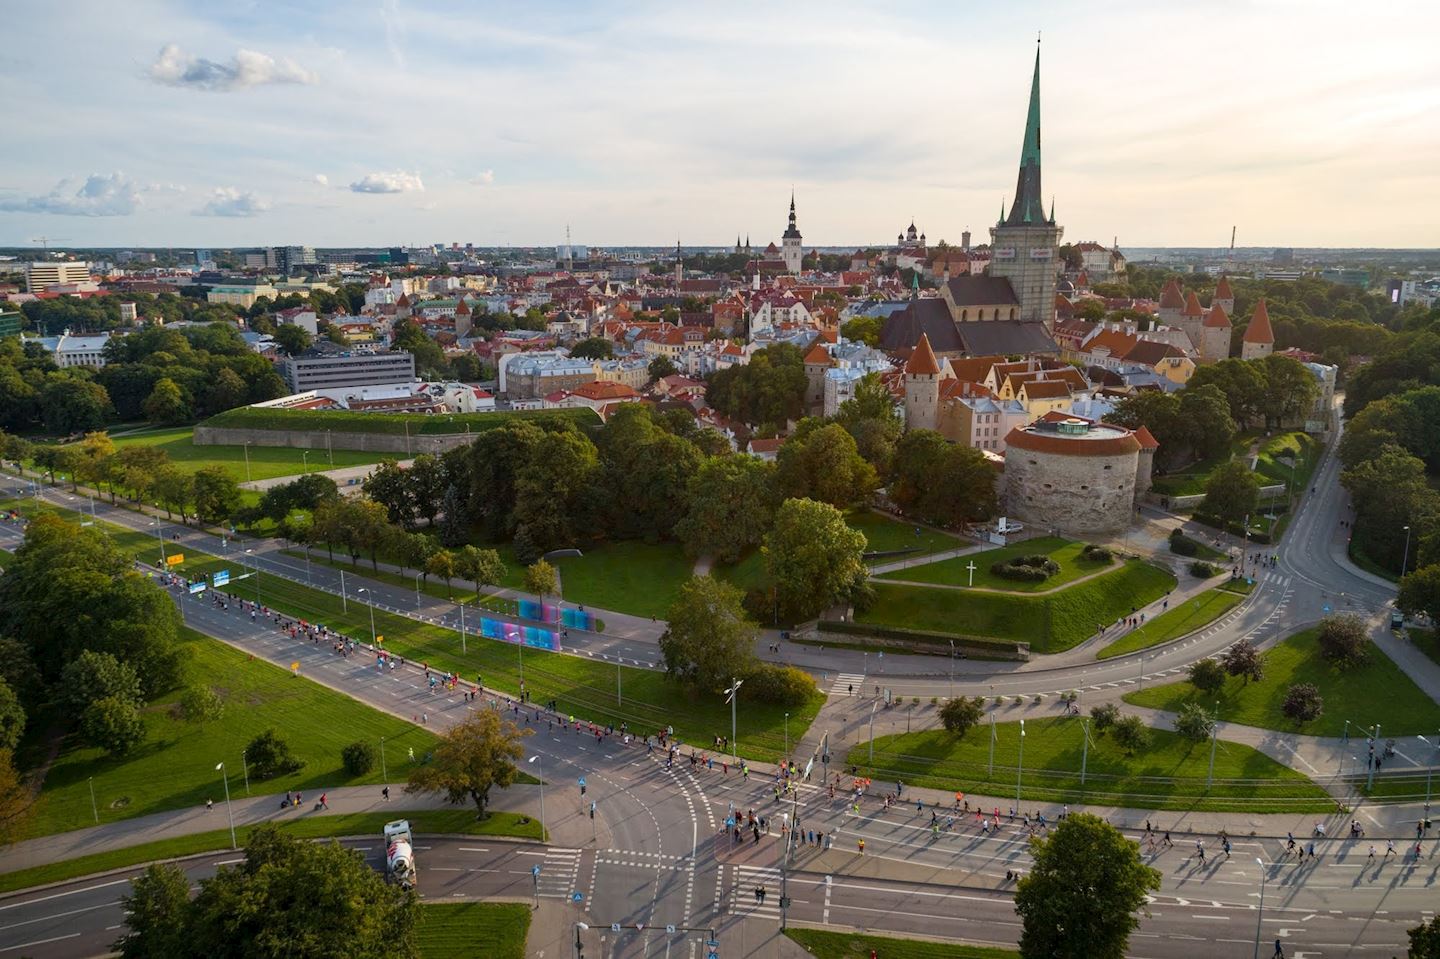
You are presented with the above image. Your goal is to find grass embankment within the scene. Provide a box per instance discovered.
[108,426,388,483]
[418,902,531,959]
[204,405,599,436]
[1169,531,1229,563]
[785,929,1017,959]
[1149,432,1259,497]
[848,716,1329,812]
[281,547,530,598]
[878,537,1111,592]
[1412,629,1440,669]
[851,511,964,558]
[859,561,1176,654]
[1095,588,1244,660]
[1124,627,1440,736]
[0,810,540,895]
[18,501,820,764]
[21,627,438,838]
[554,541,692,619]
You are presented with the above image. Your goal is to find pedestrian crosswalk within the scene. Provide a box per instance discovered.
[729,864,784,918]
[829,672,865,697]
[535,847,583,898]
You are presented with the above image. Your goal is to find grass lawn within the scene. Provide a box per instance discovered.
[714,549,768,596]
[205,405,598,436]
[0,810,541,894]
[1168,532,1229,563]
[847,716,1329,812]
[878,537,1113,593]
[850,511,963,557]
[785,928,1016,959]
[418,902,531,959]
[1123,627,1440,736]
[20,627,441,839]
[1150,432,1258,497]
[1255,431,1321,490]
[859,561,1176,654]
[109,426,388,483]
[1411,628,1440,669]
[1095,588,1243,660]
[553,540,694,619]
[282,546,530,596]
[18,501,820,763]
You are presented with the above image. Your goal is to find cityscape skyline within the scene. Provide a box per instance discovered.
[2,0,1438,249]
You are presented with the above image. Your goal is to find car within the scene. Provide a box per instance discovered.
[1391,609,1405,629]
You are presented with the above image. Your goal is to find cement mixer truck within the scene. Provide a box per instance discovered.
[384,819,416,889]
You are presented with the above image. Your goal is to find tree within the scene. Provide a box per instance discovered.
[1188,358,1267,428]
[115,863,191,959]
[674,456,779,563]
[569,337,614,360]
[0,679,24,751]
[648,355,678,381]
[179,685,224,723]
[512,430,599,560]
[405,709,529,820]
[272,323,312,357]
[524,559,558,601]
[143,377,191,425]
[889,429,997,525]
[1186,657,1226,695]
[1317,613,1370,667]
[363,459,417,529]
[191,466,241,524]
[204,368,249,416]
[41,377,113,433]
[1112,715,1149,754]
[1220,638,1264,684]
[763,498,868,622]
[1407,915,1440,958]
[60,650,143,714]
[407,454,447,526]
[153,464,194,521]
[1173,702,1214,743]
[1090,702,1119,732]
[1399,565,1440,627]
[776,419,877,509]
[1259,353,1320,428]
[82,696,146,755]
[596,406,705,541]
[256,472,339,523]
[425,549,457,599]
[1342,443,1438,573]
[1282,682,1324,725]
[658,575,758,690]
[1014,813,1161,959]
[939,696,985,737]
[341,741,376,776]
[1200,459,1259,525]
[244,728,304,779]
[454,545,504,596]
[840,314,881,346]
[704,343,808,427]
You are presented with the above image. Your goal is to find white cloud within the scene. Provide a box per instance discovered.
[149,43,318,91]
[313,173,329,187]
[193,187,270,217]
[0,173,143,216]
[471,169,496,185]
[350,171,424,194]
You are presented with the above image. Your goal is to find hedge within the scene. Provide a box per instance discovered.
[818,620,1029,660]
[1192,512,1273,545]
[203,405,600,436]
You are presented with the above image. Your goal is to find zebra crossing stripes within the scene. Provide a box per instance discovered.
[535,847,582,898]
[729,863,784,919]
[829,673,865,697]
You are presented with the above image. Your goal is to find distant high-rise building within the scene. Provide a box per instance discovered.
[25,261,91,293]
[988,43,1062,330]
[272,246,317,274]
[194,249,212,266]
[389,247,410,266]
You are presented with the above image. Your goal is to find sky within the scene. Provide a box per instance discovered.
[2,0,1438,250]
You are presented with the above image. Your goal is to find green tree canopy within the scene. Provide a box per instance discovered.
[776,419,878,509]
[763,498,868,622]
[1200,458,1259,524]
[674,455,779,563]
[405,709,529,819]
[659,575,758,690]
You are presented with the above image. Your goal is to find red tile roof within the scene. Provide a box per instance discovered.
[1244,298,1274,344]
[1203,303,1231,329]
[1182,291,1205,316]
[904,333,941,375]
[1158,279,1185,310]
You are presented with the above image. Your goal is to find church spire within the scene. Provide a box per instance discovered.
[1002,40,1047,227]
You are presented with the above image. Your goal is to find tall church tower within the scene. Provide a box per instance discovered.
[782,192,803,274]
[988,42,1063,330]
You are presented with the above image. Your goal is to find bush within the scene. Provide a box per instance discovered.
[1082,544,1114,563]
[1112,715,1150,754]
[1187,657,1226,695]
[341,741,376,777]
[1090,702,1120,731]
[1282,683,1324,725]
[245,728,305,780]
[81,696,146,756]
[1221,639,1264,683]
[1168,529,1200,557]
[940,696,985,736]
[1174,702,1214,743]
[991,555,1060,582]
[1317,614,1370,668]
[741,664,817,707]
[178,685,224,723]
[1190,560,1223,578]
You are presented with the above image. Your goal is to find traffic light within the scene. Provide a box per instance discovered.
[589,801,596,819]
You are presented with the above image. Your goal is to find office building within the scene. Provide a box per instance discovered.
[25,261,92,293]
[280,345,416,392]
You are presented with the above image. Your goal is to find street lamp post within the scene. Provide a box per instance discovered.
[1402,525,1413,578]
[88,776,98,823]
[1252,857,1267,959]
[1419,733,1439,813]
[380,736,388,784]
[243,442,251,483]
[1368,723,1382,791]
[725,678,744,763]
[528,755,546,840]
[241,750,250,794]
[244,548,261,606]
[1016,719,1026,807]
[868,700,878,763]
[948,640,955,700]
[215,762,237,850]
[357,587,377,645]
[302,450,311,474]
[414,572,422,607]
[784,712,789,761]
[457,601,467,655]
[1080,719,1089,785]
[1207,702,1220,789]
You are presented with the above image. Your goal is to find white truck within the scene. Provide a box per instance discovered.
[384,819,416,890]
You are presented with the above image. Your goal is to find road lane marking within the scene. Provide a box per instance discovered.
[0,879,132,910]
[0,933,82,953]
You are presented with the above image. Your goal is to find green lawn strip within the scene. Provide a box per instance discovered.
[1217,577,1256,595]
[713,549,768,595]
[1095,588,1243,660]
[861,561,1176,654]
[0,810,541,895]
[417,901,531,959]
[21,627,442,839]
[1255,431,1321,491]
[204,405,599,436]
[108,426,389,484]
[846,717,1329,812]
[1169,532,1228,563]
[1122,628,1440,737]
[849,510,963,558]
[877,537,1113,592]
[20,501,817,762]
[553,540,694,619]
[281,548,529,600]
[785,928,1017,959]
[1410,629,1440,670]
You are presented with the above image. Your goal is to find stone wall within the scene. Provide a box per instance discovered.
[193,425,477,456]
[1004,446,1137,533]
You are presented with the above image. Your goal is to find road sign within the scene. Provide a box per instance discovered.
[635,923,645,931]
[665,925,676,934]
[166,553,184,566]
[1323,604,1332,613]
[571,892,583,902]
[726,816,735,828]
[610,923,622,932]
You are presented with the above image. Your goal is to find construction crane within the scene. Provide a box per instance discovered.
[30,236,71,257]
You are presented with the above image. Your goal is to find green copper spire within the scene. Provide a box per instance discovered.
[1003,42,1047,227]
